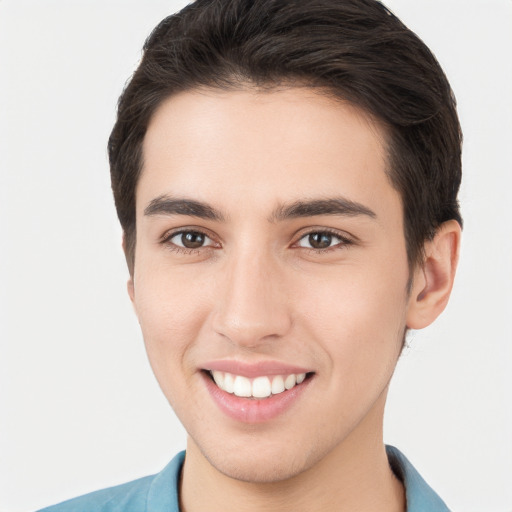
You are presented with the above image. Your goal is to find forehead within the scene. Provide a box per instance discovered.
[139,87,398,222]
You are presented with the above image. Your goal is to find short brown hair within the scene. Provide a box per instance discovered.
[108,0,462,274]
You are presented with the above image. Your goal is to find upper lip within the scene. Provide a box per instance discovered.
[203,359,311,378]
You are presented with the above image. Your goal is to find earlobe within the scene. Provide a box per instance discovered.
[122,233,137,309]
[406,220,461,330]
[126,276,140,322]
[127,277,135,304]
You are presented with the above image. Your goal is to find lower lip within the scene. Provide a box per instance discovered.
[202,372,312,424]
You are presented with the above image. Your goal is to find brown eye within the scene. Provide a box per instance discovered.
[181,232,205,248]
[296,231,351,251]
[168,230,213,249]
[308,233,332,249]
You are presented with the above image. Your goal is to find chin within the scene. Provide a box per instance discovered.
[194,434,328,484]
[210,454,306,483]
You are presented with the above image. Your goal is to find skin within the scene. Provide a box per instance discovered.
[128,87,460,512]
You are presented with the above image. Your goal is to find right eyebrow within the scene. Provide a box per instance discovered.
[143,195,226,222]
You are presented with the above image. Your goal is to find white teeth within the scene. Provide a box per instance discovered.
[252,376,272,398]
[271,375,285,395]
[233,375,252,397]
[212,370,224,388]
[224,373,235,393]
[209,371,308,398]
[284,374,296,390]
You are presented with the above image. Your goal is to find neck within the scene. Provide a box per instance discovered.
[180,395,405,512]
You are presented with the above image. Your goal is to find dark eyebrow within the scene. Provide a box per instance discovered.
[271,198,377,222]
[144,195,226,221]
[144,195,375,223]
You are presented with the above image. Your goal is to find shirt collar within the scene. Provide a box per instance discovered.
[147,447,450,512]
[386,445,451,512]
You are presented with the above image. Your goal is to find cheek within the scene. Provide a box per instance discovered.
[133,265,211,382]
[296,261,408,378]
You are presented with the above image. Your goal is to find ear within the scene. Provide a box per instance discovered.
[122,234,136,305]
[406,220,461,329]
[127,276,135,304]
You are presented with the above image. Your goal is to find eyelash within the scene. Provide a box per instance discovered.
[293,228,354,253]
[160,228,354,255]
[160,229,218,255]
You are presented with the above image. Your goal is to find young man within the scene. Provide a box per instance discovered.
[39,0,462,510]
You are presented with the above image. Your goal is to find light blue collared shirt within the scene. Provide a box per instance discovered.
[38,446,450,512]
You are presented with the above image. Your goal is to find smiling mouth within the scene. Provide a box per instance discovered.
[206,370,313,399]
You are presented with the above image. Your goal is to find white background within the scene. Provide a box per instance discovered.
[0,1,511,511]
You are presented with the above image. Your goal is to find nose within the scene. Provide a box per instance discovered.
[211,247,292,348]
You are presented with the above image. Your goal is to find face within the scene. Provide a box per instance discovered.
[131,87,414,483]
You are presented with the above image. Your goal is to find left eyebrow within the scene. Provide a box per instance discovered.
[270,197,377,222]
